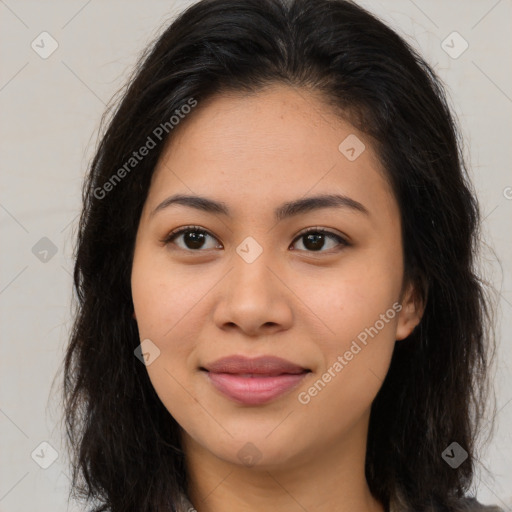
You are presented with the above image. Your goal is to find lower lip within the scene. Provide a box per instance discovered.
[204,371,309,405]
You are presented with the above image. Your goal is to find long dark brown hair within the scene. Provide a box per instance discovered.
[61,0,499,510]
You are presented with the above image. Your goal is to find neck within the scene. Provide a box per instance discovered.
[181,411,385,512]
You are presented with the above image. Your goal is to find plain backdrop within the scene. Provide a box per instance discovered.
[0,1,511,511]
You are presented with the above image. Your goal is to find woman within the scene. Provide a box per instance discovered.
[62,0,503,511]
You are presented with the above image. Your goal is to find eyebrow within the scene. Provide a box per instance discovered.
[150,193,369,221]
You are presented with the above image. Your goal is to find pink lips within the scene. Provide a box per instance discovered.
[201,355,310,405]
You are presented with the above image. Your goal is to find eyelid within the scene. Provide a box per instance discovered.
[160,225,219,246]
[161,225,350,252]
[293,226,349,244]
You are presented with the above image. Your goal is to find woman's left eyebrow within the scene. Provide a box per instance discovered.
[150,193,370,221]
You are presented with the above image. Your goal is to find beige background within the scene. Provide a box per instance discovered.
[0,0,511,510]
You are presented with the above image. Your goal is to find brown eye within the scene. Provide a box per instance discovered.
[162,226,222,251]
[162,226,349,253]
[291,228,349,252]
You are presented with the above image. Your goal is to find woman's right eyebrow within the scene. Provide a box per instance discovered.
[150,193,370,221]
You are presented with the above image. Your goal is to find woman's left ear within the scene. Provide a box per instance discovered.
[395,281,425,341]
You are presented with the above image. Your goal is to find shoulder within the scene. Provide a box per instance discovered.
[173,491,196,512]
[175,493,505,512]
[390,496,505,512]
[455,497,504,511]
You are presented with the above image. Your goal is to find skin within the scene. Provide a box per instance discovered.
[131,84,423,512]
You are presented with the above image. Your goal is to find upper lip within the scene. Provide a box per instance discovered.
[201,355,310,375]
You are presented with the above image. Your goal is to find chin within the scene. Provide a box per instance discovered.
[199,429,304,470]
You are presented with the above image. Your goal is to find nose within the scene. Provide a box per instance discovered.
[212,247,293,337]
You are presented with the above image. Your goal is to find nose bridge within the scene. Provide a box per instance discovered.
[211,234,293,333]
[230,234,275,292]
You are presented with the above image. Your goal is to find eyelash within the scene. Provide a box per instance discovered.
[161,225,349,253]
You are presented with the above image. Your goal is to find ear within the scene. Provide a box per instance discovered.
[395,281,425,341]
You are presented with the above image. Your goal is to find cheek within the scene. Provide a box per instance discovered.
[301,248,402,401]
[310,252,402,338]
[131,248,203,423]
[298,274,400,426]
[131,246,212,340]
[130,246,214,397]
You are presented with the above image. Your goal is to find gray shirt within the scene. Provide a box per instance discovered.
[172,491,504,512]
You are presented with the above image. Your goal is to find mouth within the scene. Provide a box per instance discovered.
[200,355,311,405]
[201,354,310,375]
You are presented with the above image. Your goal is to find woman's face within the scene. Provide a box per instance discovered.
[131,84,421,470]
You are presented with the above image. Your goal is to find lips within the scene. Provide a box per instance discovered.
[201,355,311,405]
[201,355,309,375]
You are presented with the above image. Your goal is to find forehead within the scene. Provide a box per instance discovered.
[147,84,396,221]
